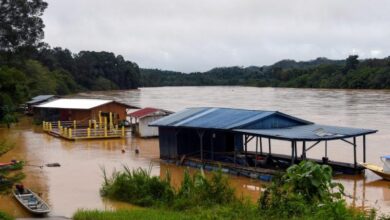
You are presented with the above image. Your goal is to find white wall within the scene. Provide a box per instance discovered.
[138,115,162,137]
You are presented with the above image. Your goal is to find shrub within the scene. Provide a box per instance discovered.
[100,165,174,207]
[174,168,235,210]
[259,160,372,219]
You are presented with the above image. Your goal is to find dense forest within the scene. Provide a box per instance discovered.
[141,56,390,89]
[0,0,140,124]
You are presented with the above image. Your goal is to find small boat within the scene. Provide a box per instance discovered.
[360,162,390,181]
[13,186,50,215]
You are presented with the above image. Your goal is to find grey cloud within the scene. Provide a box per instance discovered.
[43,0,390,72]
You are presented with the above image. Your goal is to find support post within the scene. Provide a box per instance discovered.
[255,137,258,168]
[325,141,328,157]
[87,128,90,138]
[211,133,215,160]
[197,130,205,162]
[42,121,46,130]
[363,135,366,163]
[260,137,263,154]
[73,120,76,130]
[88,120,91,128]
[268,138,271,155]
[99,111,102,128]
[291,141,295,165]
[302,141,306,159]
[69,128,72,139]
[104,126,107,137]
[49,123,52,131]
[121,126,125,137]
[244,135,248,160]
[353,137,357,169]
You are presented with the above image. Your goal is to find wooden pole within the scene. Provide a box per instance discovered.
[302,141,306,159]
[121,126,125,137]
[42,121,45,130]
[87,128,90,138]
[99,111,102,128]
[69,128,72,139]
[104,126,107,137]
[73,120,76,130]
[49,123,52,131]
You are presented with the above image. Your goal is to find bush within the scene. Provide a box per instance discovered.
[259,160,372,219]
[101,165,174,207]
[174,168,235,210]
[100,165,236,210]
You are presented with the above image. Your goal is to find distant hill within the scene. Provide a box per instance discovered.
[140,56,390,89]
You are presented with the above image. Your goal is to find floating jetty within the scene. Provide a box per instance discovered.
[150,107,377,176]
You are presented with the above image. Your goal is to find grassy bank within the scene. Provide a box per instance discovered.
[73,161,386,220]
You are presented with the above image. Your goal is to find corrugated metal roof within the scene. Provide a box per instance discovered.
[128,107,172,118]
[149,107,311,129]
[26,95,56,104]
[236,124,377,141]
[35,98,112,110]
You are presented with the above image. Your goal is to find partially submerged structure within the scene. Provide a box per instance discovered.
[25,95,58,115]
[35,98,138,122]
[36,98,139,140]
[128,107,172,137]
[150,107,377,175]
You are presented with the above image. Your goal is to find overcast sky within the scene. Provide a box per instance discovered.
[42,0,390,72]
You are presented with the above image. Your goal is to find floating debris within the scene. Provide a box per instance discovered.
[46,163,61,167]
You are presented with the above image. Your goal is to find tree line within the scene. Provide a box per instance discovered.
[141,56,390,89]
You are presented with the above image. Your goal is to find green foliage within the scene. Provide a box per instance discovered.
[140,56,390,89]
[0,211,14,220]
[174,168,235,210]
[0,0,48,51]
[100,166,236,210]
[101,165,175,207]
[259,160,371,219]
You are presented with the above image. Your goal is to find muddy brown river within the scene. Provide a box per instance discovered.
[1,86,390,217]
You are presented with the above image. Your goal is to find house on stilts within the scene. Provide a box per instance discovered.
[150,107,377,177]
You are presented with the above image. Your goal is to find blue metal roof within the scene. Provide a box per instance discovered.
[150,107,311,130]
[236,124,377,141]
[26,95,56,104]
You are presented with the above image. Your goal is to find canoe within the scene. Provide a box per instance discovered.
[13,188,50,215]
[360,162,390,181]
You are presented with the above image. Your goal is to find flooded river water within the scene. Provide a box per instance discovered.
[1,86,390,217]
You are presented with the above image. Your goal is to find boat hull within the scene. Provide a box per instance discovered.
[360,162,390,181]
[13,188,50,215]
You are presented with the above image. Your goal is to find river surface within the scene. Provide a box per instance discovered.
[1,86,390,217]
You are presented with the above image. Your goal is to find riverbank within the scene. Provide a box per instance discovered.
[73,161,382,220]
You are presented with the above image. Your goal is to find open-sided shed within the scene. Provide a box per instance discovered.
[150,107,377,173]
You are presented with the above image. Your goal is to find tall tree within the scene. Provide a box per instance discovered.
[0,0,48,52]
